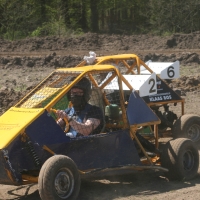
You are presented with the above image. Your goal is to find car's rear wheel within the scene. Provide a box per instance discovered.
[38,155,80,200]
[161,138,199,180]
[172,114,200,144]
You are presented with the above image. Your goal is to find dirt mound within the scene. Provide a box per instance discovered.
[171,75,200,92]
[0,87,23,114]
[1,52,200,71]
[0,53,82,69]
[0,32,200,52]
[166,32,200,49]
[0,32,200,71]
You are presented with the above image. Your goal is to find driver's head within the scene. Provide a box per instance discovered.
[69,77,92,110]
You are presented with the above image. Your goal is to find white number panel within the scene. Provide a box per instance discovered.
[140,60,180,79]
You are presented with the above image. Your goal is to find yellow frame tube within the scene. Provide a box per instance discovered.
[154,124,159,149]
[75,60,87,67]
[99,73,117,90]
[130,127,153,165]
[117,71,129,128]
[123,60,136,75]
[22,174,38,183]
[88,73,99,87]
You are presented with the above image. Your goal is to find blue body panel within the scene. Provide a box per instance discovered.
[52,130,141,170]
[127,91,160,125]
[26,111,70,145]
[1,111,141,185]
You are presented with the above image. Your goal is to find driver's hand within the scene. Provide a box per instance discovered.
[56,110,68,119]
[57,118,66,126]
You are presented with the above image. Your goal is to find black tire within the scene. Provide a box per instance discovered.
[172,114,200,143]
[161,138,199,180]
[38,155,81,200]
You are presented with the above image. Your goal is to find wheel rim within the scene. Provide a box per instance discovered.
[183,150,194,171]
[187,124,200,142]
[54,168,74,199]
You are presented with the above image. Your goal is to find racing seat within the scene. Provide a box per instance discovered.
[89,87,106,132]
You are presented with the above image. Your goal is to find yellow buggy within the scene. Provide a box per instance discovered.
[0,62,199,200]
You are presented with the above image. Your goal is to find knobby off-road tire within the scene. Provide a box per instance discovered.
[161,138,199,180]
[172,114,200,144]
[38,155,81,200]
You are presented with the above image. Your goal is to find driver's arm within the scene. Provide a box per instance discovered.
[69,118,100,136]
[56,110,100,136]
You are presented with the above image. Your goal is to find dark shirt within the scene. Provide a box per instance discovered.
[65,103,104,135]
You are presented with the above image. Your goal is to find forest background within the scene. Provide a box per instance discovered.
[0,0,200,40]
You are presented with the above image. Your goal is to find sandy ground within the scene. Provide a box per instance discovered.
[1,169,200,200]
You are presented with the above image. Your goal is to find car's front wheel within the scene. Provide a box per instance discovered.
[38,155,80,200]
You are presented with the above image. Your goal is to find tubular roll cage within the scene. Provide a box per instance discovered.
[17,55,180,184]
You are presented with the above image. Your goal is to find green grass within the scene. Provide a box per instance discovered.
[14,83,27,92]
[180,65,200,76]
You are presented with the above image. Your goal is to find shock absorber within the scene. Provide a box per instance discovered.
[25,140,41,168]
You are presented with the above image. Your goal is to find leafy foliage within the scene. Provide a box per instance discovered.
[0,0,199,39]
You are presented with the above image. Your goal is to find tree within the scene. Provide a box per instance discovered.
[150,0,200,34]
[90,0,99,32]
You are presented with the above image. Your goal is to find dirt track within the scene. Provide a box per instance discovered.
[1,169,200,200]
[1,32,200,200]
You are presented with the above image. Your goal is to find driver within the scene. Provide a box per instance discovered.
[56,77,104,138]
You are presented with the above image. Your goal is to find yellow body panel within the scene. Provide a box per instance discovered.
[0,107,44,149]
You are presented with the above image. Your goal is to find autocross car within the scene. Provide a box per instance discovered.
[0,62,199,200]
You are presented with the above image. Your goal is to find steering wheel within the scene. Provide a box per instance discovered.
[50,108,70,132]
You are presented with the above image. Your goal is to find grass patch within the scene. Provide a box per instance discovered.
[180,65,200,76]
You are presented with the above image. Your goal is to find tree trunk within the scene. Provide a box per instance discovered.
[40,0,46,24]
[90,0,99,32]
[80,0,88,31]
